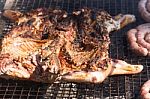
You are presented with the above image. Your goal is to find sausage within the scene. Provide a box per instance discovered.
[127,23,150,56]
[138,0,150,22]
[137,30,150,50]
[141,80,150,99]
[127,28,148,56]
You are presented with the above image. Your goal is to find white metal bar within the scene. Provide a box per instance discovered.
[3,0,15,9]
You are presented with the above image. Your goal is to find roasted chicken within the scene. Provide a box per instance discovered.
[0,8,143,83]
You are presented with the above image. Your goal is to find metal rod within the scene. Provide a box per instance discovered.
[3,0,15,9]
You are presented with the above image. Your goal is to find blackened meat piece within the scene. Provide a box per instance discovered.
[1,8,140,83]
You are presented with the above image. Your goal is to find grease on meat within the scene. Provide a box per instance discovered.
[0,8,143,83]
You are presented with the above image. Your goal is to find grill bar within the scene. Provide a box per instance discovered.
[3,0,15,9]
[0,0,149,99]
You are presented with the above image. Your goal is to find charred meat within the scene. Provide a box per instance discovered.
[0,8,143,83]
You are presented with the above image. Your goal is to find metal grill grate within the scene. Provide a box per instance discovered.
[0,0,149,99]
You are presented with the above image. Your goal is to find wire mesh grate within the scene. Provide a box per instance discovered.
[0,0,149,99]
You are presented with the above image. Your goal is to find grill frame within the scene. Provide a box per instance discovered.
[0,0,149,99]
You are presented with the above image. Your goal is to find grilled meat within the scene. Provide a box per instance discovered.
[0,8,143,83]
[141,80,150,99]
[127,23,150,56]
[138,0,150,22]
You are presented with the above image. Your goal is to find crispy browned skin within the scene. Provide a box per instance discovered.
[0,8,142,83]
[1,8,67,83]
